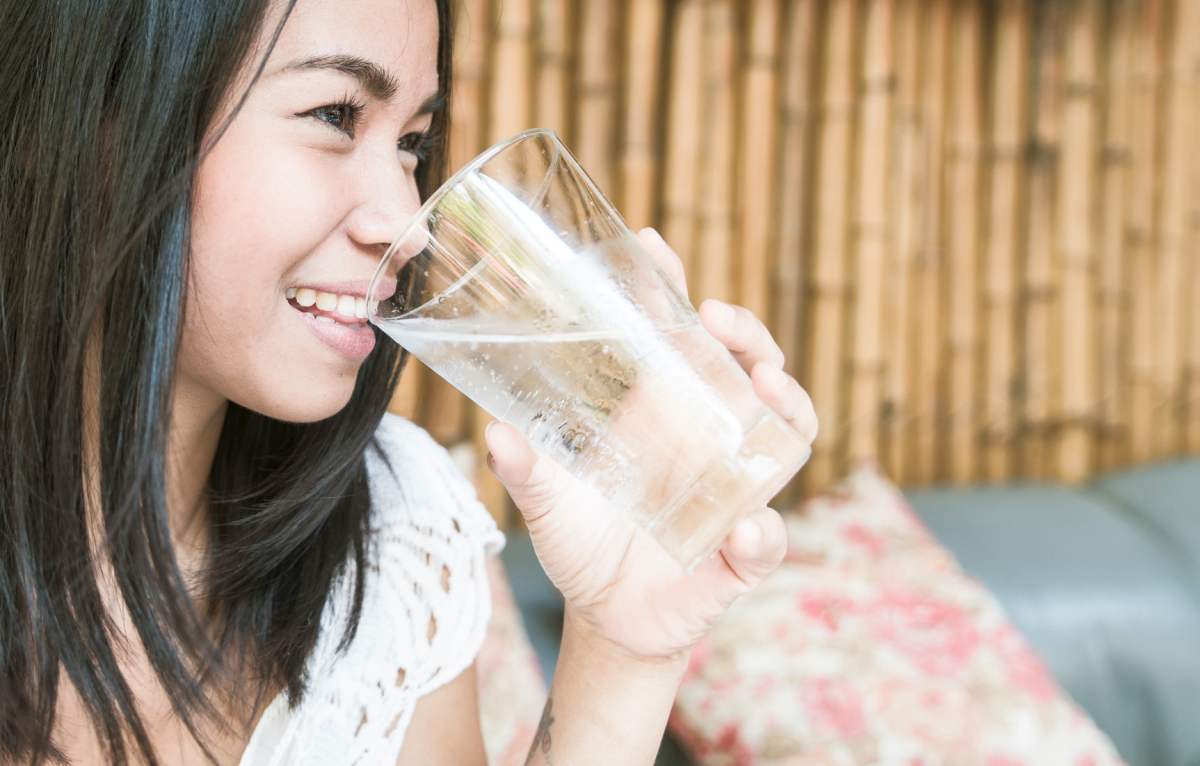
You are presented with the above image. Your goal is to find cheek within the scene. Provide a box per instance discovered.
[192,135,348,277]
[180,124,360,412]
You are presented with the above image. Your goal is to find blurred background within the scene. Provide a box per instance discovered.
[388,0,1200,528]
[385,1,1200,763]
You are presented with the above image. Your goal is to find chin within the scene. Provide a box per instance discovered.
[238,375,359,424]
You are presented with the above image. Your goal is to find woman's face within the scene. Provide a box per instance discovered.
[184,0,438,422]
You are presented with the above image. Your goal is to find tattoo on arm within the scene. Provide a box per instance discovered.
[524,694,555,765]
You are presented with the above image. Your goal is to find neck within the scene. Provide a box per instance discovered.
[82,328,228,589]
[164,378,228,580]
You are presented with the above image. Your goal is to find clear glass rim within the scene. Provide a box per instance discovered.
[368,127,561,325]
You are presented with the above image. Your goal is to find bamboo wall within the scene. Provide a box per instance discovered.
[388,0,1200,529]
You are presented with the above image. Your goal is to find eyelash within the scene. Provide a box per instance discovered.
[303,94,437,164]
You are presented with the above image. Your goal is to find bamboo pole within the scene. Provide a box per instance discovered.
[1053,0,1101,483]
[906,0,950,485]
[388,357,425,421]
[805,0,858,490]
[1189,184,1200,450]
[1097,0,1136,471]
[1154,0,1199,459]
[772,0,819,384]
[736,0,783,319]
[943,0,983,484]
[575,0,619,196]
[419,0,496,448]
[1019,2,1064,481]
[771,0,819,508]
[980,0,1030,483]
[881,0,922,483]
[1177,0,1200,456]
[1188,0,1200,452]
[619,0,664,231]
[847,0,894,469]
[475,0,535,527]
[535,0,574,140]
[488,0,534,141]
[452,0,493,166]
[695,0,738,306]
[660,0,705,286]
[1126,0,1165,464]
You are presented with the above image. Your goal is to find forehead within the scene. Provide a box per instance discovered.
[263,0,440,100]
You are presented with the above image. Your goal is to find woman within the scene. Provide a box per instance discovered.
[0,0,818,764]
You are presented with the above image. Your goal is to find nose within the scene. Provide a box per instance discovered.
[343,157,430,278]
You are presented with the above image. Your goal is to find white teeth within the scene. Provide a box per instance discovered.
[315,291,338,311]
[336,294,357,319]
[315,315,336,324]
[290,287,368,322]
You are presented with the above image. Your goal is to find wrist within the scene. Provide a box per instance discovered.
[561,606,692,679]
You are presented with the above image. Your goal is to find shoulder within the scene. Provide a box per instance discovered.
[240,414,507,765]
[365,412,506,558]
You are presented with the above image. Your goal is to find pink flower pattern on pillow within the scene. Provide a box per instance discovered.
[668,465,1127,765]
[476,555,548,765]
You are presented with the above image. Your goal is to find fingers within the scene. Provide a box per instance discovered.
[637,228,815,442]
[686,507,788,610]
[718,507,788,588]
[637,227,689,295]
[636,227,785,377]
[484,420,566,524]
[699,298,787,372]
[750,362,819,443]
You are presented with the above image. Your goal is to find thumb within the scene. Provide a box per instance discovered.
[483,420,568,524]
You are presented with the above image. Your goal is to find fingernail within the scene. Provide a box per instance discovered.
[739,517,762,550]
[641,227,667,248]
[484,422,502,463]
[483,421,527,483]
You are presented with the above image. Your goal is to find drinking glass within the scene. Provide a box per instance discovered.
[367,128,810,572]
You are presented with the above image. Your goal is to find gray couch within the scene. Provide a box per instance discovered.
[501,458,1200,766]
[907,459,1200,766]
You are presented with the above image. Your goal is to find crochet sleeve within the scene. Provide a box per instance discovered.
[236,413,506,766]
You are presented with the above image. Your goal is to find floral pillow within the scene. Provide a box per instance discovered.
[475,554,548,765]
[668,465,1126,765]
[446,441,547,764]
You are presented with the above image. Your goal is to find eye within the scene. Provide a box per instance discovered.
[301,96,365,139]
[397,131,434,165]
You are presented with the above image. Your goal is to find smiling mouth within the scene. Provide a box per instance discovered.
[285,287,370,325]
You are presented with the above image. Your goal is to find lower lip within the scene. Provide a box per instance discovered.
[291,303,376,361]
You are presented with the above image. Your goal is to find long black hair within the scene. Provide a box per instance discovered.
[0,1,451,763]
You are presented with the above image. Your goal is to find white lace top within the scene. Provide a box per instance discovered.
[237,413,506,766]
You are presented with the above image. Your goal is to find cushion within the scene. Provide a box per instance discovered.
[1089,457,1200,593]
[476,554,548,765]
[908,479,1200,766]
[668,465,1125,765]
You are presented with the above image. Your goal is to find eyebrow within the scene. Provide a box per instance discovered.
[273,53,445,114]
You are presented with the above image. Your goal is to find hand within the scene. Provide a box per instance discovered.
[484,227,818,663]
